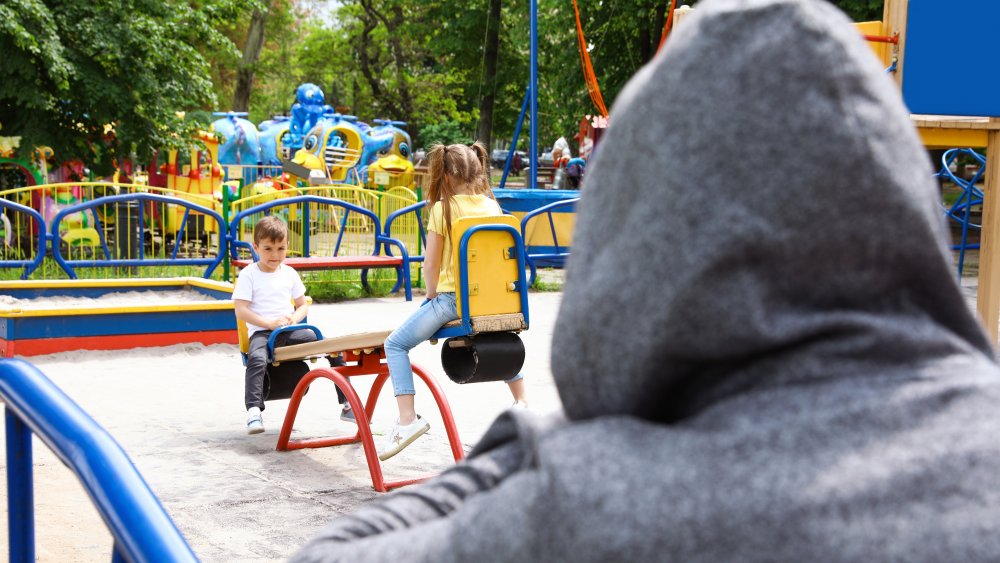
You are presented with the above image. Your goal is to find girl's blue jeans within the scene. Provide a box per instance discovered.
[384,292,524,396]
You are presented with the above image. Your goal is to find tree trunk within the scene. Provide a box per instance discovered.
[476,0,502,149]
[640,3,667,63]
[233,9,267,112]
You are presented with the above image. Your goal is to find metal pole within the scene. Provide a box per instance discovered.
[529,0,539,190]
[499,86,532,190]
[7,409,35,563]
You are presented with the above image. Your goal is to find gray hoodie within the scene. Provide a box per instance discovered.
[291,0,1000,560]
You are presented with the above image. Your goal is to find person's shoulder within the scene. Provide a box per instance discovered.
[428,200,445,217]
[237,262,260,279]
[279,263,302,277]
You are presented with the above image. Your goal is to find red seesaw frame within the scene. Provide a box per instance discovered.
[275,347,465,492]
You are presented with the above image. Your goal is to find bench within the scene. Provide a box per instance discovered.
[228,194,413,300]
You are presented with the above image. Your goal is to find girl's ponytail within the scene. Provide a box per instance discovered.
[470,141,492,194]
[425,144,446,210]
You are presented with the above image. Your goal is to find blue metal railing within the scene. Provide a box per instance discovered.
[50,192,227,280]
[228,195,412,300]
[1,359,198,562]
[519,197,579,286]
[384,201,428,296]
[938,148,986,279]
[0,198,47,279]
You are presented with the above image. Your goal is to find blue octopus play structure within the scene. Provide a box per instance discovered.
[212,83,414,189]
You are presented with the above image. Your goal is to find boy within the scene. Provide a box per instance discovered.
[233,215,353,434]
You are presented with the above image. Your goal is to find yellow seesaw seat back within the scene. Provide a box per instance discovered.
[238,317,250,355]
[450,215,523,319]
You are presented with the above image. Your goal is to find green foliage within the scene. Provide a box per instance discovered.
[303,270,396,302]
[419,120,469,148]
[0,0,890,182]
[829,0,884,21]
[0,0,245,174]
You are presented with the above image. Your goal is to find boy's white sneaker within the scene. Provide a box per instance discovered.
[378,416,430,461]
[512,400,529,410]
[246,407,264,434]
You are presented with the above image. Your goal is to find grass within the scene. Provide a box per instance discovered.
[0,256,406,303]
[302,269,398,302]
[530,268,565,292]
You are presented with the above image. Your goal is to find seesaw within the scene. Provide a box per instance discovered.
[244,215,531,492]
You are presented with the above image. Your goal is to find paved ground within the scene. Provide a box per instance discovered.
[0,291,564,562]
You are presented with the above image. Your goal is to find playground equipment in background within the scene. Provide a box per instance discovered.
[0,180,421,285]
[147,130,225,241]
[41,183,101,252]
[212,112,262,182]
[285,83,332,154]
[938,148,986,279]
[284,114,357,183]
[209,83,414,192]
[283,114,413,189]
[258,115,291,168]
[1,359,199,562]
[365,120,415,190]
[493,188,577,277]
[0,277,236,357]
[0,184,225,279]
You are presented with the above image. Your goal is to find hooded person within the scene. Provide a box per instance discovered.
[291,0,1000,560]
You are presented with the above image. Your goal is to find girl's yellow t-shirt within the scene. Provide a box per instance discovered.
[427,194,503,292]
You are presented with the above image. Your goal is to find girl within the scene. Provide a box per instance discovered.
[379,142,528,461]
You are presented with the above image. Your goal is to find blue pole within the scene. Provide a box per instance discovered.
[529,0,539,190]
[499,86,532,190]
[7,409,35,563]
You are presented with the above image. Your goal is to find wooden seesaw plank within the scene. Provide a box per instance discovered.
[273,330,394,363]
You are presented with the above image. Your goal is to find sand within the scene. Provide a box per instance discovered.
[0,290,222,309]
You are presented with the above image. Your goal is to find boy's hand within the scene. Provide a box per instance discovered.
[267,316,294,330]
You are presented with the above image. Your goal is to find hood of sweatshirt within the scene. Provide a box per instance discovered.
[551,0,993,424]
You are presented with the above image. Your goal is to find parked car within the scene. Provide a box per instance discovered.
[491,149,510,169]
[492,149,530,169]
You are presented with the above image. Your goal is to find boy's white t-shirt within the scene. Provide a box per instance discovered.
[232,263,306,337]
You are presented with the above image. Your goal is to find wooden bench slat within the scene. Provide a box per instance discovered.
[273,330,394,363]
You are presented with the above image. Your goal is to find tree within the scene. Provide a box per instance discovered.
[0,0,244,174]
[234,6,268,112]
[475,0,503,151]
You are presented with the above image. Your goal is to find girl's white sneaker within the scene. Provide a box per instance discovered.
[378,415,430,461]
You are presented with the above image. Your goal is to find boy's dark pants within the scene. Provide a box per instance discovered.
[245,328,348,410]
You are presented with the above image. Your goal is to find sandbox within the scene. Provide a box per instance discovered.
[0,277,237,357]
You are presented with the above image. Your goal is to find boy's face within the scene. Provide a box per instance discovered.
[253,236,287,273]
